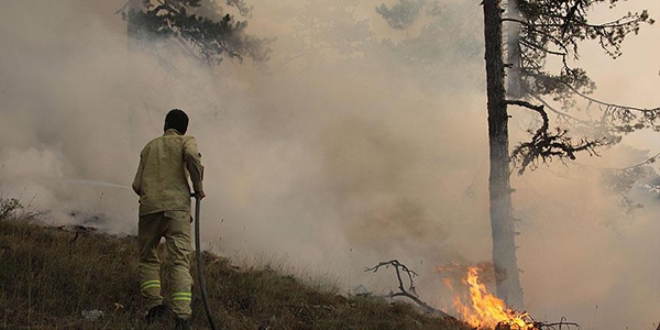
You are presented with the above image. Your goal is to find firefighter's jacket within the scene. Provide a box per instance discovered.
[132,129,204,217]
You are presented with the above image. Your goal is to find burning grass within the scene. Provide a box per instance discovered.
[439,264,579,330]
[0,199,471,330]
[451,267,535,330]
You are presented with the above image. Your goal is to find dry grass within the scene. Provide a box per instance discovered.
[0,200,471,330]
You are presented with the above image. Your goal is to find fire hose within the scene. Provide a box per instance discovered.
[55,180,219,327]
[194,195,219,330]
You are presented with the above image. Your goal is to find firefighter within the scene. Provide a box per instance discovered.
[132,109,205,330]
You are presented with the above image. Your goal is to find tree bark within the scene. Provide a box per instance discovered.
[505,0,523,99]
[483,0,524,309]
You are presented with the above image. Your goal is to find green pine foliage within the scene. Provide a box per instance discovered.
[515,0,655,107]
[122,0,272,64]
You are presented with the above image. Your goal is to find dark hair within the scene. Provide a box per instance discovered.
[164,109,189,134]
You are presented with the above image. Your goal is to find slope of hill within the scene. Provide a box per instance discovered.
[0,202,470,330]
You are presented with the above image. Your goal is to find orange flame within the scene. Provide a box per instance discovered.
[453,267,535,330]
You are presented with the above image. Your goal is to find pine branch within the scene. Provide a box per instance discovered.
[121,0,271,64]
[554,81,660,133]
[560,0,582,37]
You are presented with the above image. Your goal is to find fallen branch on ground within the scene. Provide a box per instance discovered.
[365,260,452,318]
[534,316,580,330]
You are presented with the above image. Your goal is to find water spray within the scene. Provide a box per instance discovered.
[56,178,219,328]
[59,179,133,190]
[52,179,219,328]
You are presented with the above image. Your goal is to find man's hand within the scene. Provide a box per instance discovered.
[196,190,206,200]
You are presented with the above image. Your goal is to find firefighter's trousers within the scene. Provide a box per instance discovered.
[138,211,193,318]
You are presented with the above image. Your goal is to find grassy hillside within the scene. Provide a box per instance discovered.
[0,202,470,330]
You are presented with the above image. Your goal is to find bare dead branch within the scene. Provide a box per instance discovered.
[506,99,549,135]
[506,99,606,175]
[506,99,546,113]
[536,316,580,330]
[365,260,452,318]
[366,260,419,297]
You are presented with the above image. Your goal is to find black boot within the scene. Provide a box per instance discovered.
[145,305,169,323]
[174,317,191,330]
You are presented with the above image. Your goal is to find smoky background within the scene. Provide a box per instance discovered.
[0,0,658,328]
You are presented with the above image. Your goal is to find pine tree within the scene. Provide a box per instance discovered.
[121,0,271,64]
[483,0,655,308]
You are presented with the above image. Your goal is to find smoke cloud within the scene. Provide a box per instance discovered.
[1,0,659,329]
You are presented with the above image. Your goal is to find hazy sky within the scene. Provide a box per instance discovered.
[0,1,659,329]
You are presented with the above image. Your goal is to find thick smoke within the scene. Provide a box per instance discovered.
[0,0,659,329]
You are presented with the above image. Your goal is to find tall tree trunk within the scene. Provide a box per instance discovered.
[483,0,524,309]
[505,0,523,99]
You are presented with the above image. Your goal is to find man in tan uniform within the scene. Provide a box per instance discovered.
[132,109,205,330]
